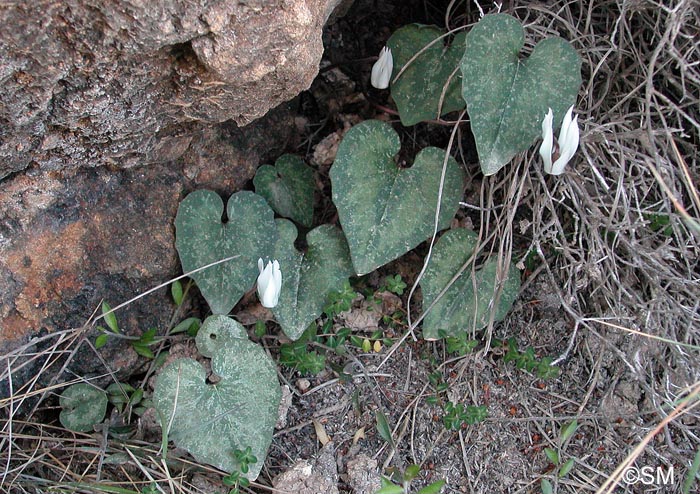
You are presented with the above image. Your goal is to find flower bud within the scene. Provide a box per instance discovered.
[371,46,393,90]
[257,258,281,309]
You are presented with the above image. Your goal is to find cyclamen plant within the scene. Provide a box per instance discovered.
[148,12,581,482]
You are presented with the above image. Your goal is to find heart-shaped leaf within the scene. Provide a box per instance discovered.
[330,120,465,275]
[153,316,280,479]
[175,190,277,315]
[195,314,248,356]
[461,14,582,175]
[420,228,521,340]
[388,24,466,126]
[272,219,354,340]
[59,383,108,432]
[254,154,315,227]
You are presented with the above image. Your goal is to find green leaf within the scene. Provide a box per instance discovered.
[102,301,119,334]
[153,316,280,480]
[540,478,553,494]
[376,411,395,449]
[330,120,465,275]
[544,447,559,465]
[560,419,578,444]
[132,343,155,359]
[388,25,466,126]
[417,480,446,494]
[59,383,108,432]
[404,464,420,482]
[420,228,521,339]
[171,280,184,306]
[272,220,355,340]
[253,154,315,227]
[558,458,575,478]
[95,333,109,349]
[682,447,700,494]
[375,484,405,494]
[175,190,277,315]
[130,388,144,406]
[171,317,201,335]
[461,14,582,175]
[140,328,157,345]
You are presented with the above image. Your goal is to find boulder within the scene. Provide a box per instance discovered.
[0,0,351,178]
[0,0,354,398]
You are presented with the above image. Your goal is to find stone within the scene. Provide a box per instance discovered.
[0,107,293,401]
[0,0,352,178]
[273,442,339,494]
[0,0,355,402]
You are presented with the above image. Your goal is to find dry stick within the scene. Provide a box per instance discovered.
[483,162,528,353]
[93,254,241,326]
[594,381,700,494]
[1,360,14,487]
[383,109,468,370]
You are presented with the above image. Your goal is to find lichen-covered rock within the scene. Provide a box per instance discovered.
[0,0,352,178]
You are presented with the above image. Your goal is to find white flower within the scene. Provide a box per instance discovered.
[539,105,580,175]
[257,258,281,309]
[371,46,393,90]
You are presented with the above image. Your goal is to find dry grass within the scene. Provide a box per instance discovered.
[1,0,699,493]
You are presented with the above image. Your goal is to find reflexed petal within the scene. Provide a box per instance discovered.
[539,108,554,173]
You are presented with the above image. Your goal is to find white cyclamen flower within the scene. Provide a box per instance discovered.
[257,258,282,309]
[539,105,580,175]
[371,46,393,89]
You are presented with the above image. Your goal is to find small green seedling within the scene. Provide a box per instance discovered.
[383,274,407,295]
[443,332,479,356]
[541,419,578,493]
[223,447,258,494]
[105,382,150,420]
[503,338,560,379]
[442,402,488,430]
[279,339,327,374]
[376,464,447,494]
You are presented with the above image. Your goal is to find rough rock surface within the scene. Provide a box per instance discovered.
[273,442,339,494]
[0,0,354,399]
[0,0,350,178]
[0,105,293,399]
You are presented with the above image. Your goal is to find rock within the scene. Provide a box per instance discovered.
[346,454,382,494]
[0,0,353,178]
[273,442,339,494]
[0,107,293,400]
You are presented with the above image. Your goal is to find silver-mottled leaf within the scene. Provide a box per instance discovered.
[175,190,277,315]
[461,14,582,175]
[153,319,280,479]
[420,228,520,339]
[388,24,466,126]
[272,220,354,340]
[59,383,108,432]
[330,120,465,275]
